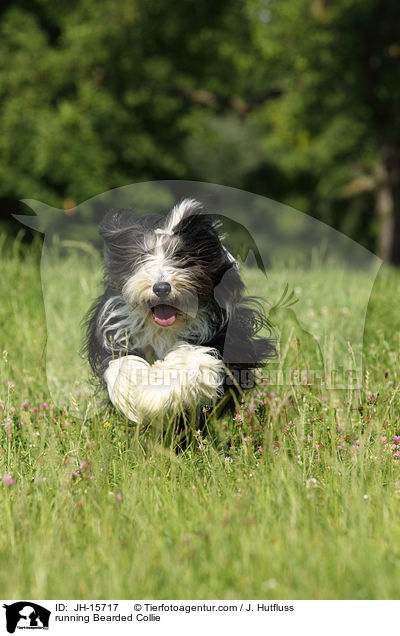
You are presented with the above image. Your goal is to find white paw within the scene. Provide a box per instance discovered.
[160,344,225,408]
[104,355,151,422]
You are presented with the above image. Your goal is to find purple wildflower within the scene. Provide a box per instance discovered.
[2,473,15,486]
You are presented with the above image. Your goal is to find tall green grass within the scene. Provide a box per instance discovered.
[1,235,400,599]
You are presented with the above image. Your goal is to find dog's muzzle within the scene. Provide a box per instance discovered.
[150,282,177,326]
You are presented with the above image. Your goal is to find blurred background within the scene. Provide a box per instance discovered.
[0,0,399,261]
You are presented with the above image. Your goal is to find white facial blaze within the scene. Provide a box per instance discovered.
[163,198,202,234]
[122,253,199,318]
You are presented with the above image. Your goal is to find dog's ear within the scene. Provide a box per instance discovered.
[99,208,135,242]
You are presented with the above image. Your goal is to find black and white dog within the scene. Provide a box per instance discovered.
[86,199,273,423]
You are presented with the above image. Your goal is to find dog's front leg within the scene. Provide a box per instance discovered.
[104,355,152,423]
[104,345,225,423]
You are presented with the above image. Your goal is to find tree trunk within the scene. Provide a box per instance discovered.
[375,158,394,262]
[379,142,400,264]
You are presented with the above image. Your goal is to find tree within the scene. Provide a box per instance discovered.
[0,0,273,209]
[0,0,399,262]
[245,0,400,260]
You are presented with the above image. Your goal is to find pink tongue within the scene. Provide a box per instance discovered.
[153,304,177,327]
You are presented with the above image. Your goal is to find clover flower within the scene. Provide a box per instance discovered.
[2,473,15,486]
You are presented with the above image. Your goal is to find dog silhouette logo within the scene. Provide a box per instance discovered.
[15,180,382,406]
[2,602,50,633]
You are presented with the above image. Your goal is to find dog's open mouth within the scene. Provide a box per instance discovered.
[151,304,177,327]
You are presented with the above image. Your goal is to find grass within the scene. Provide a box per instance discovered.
[1,234,400,599]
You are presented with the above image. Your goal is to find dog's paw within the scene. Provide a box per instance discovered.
[159,344,225,408]
[104,355,150,422]
[104,354,186,422]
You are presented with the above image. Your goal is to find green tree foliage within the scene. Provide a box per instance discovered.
[247,0,400,258]
[0,0,263,206]
[0,0,399,259]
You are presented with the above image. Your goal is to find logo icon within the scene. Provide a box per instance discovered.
[2,602,50,633]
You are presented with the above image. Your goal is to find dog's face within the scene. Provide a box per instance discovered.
[100,200,235,334]
[122,234,200,329]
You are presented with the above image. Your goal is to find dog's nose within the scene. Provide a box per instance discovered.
[153,281,171,298]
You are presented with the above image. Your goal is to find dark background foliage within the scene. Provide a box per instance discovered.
[0,0,399,260]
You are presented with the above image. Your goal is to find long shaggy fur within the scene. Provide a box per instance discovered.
[85,199,274,423]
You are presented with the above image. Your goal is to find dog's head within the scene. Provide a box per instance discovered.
[99,199,237,333]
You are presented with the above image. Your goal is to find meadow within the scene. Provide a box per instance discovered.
[1,234,400,600]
